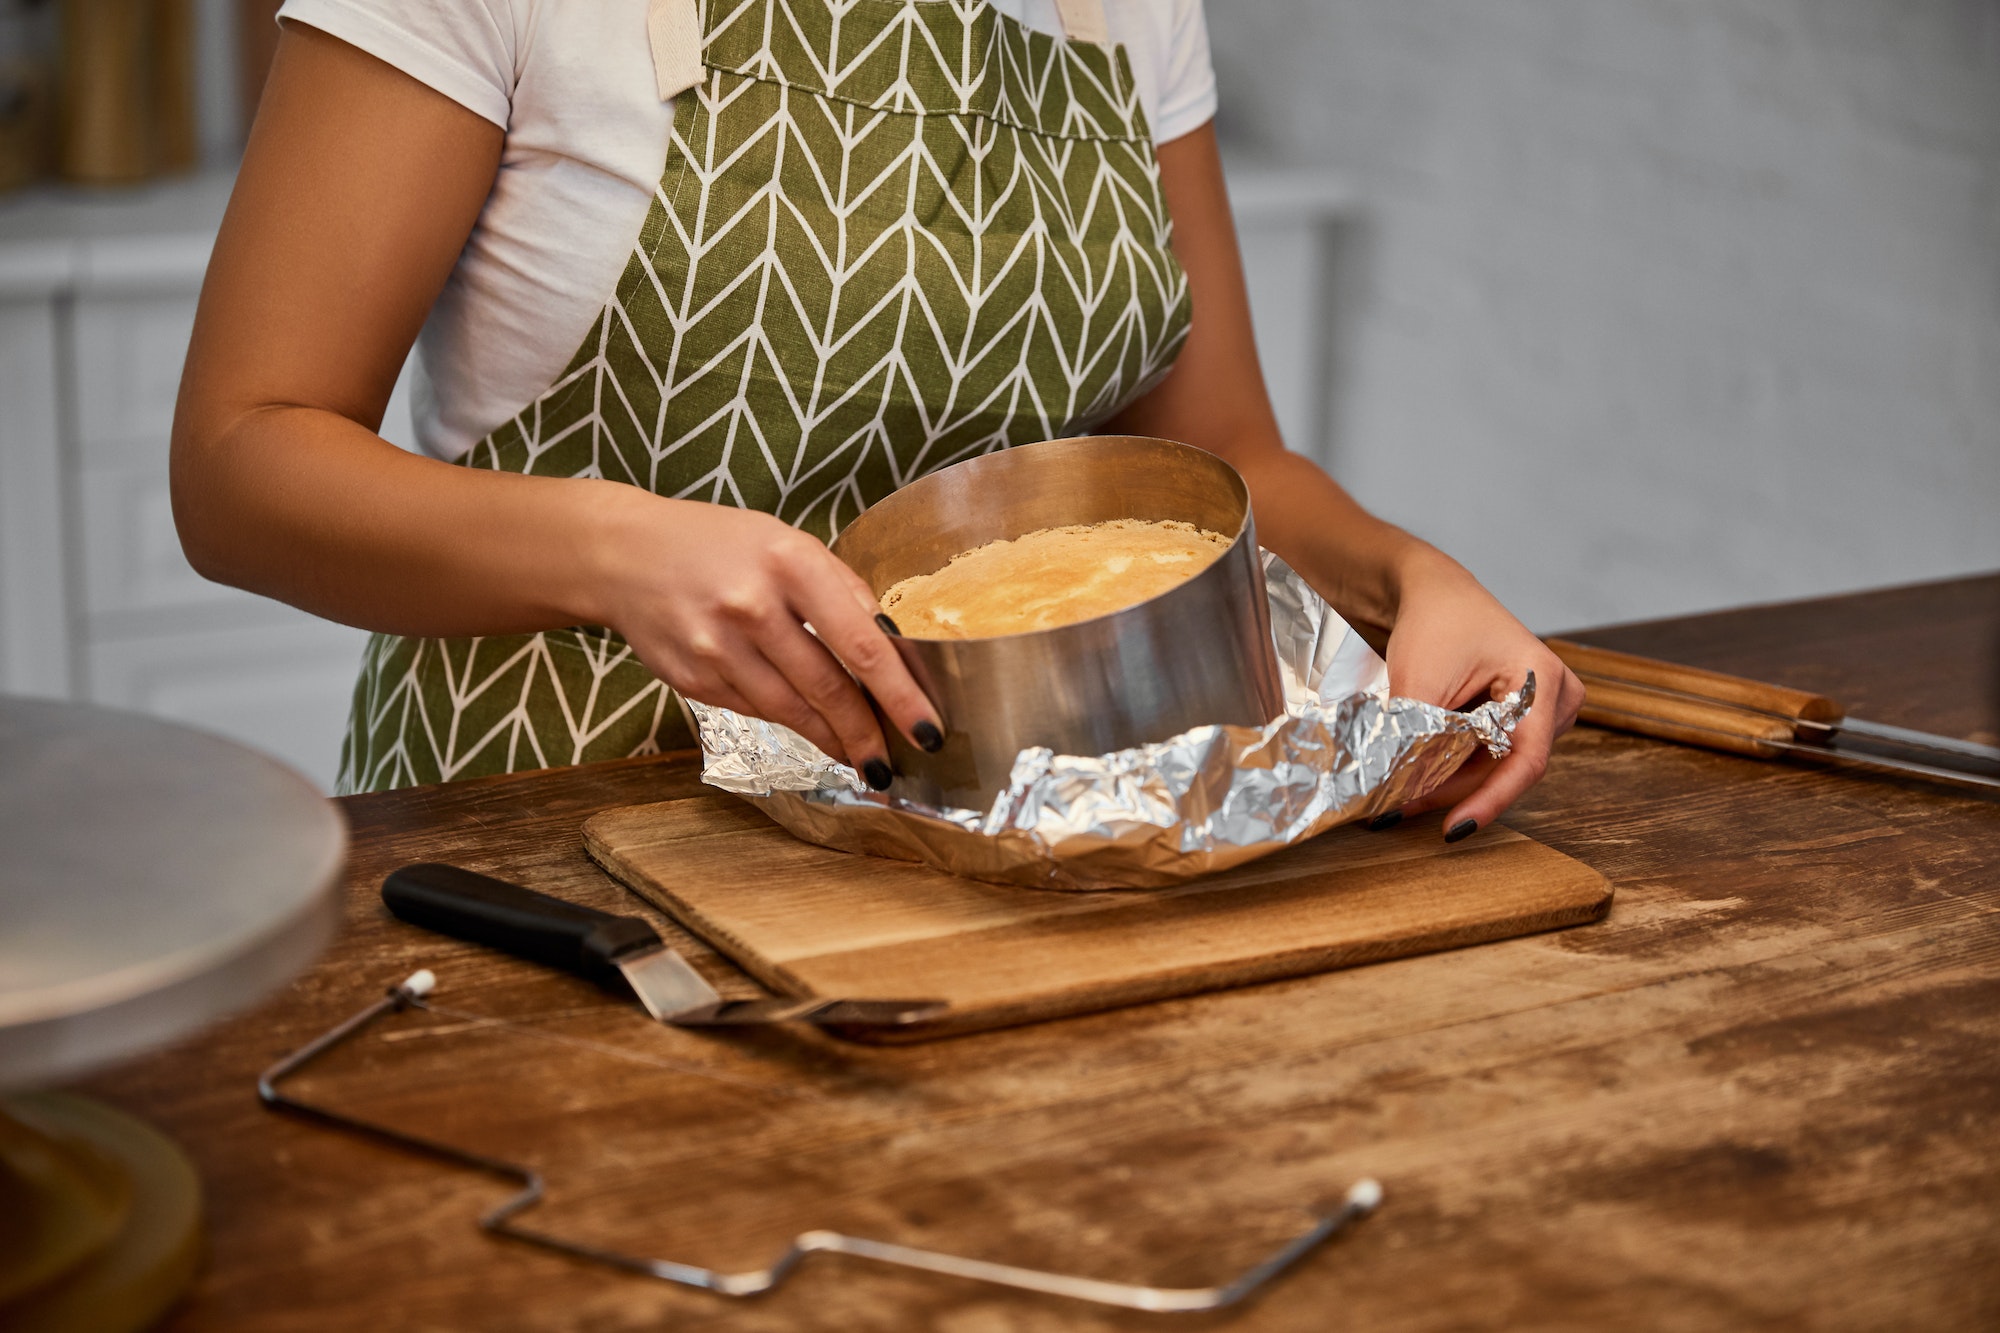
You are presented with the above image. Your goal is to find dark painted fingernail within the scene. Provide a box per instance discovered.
[1445,818,1478,843]
[862,758,894,791]
[1365,811,1402,832]
[913,720,944,753]
[875,613,901,636]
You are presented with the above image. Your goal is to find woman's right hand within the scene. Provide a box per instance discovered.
[584,489,943,788]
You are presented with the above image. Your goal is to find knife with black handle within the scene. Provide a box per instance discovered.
[381,863,944,1028]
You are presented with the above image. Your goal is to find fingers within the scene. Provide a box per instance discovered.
[1395,750,1494,820]
[669,633,850,767]
[1391,671,1529,823]
[668,527,941,788]
[1381,655,1584,839]
[754,617,896,781]
[781,538,944,753]
[1442,659,1582,835]
[1444,715,1553,835]
[607,504,941,786]
[687,582,895,785]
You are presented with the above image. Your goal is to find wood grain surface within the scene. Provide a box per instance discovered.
[68,573,2000,1333]
[1546,636,1835,757]
[584,799,1611,1041]
[1547,637,1844,721]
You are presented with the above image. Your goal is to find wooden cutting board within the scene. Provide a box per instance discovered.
[582,795,1612,1043]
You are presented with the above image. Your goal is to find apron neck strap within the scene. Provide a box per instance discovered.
[1052,0,1109,45]
[649,0,1112,103]
[649,0,705,101]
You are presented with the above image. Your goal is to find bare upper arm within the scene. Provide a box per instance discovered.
[1106,123,1286,461]
[175,23,504,454]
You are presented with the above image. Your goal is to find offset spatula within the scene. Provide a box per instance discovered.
[1545,639,2000,791]
[381,863,945,1029]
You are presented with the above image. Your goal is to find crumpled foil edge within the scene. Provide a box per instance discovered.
[688,554,1529,891]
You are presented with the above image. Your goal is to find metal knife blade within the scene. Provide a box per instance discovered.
[1807,715,2000,769]
[614,949,944,1027]
[611,942,724,1023]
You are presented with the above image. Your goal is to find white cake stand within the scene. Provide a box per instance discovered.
[0,697,346,1331]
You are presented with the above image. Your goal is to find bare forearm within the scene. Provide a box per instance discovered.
[1223,445,1469,635]
[173,406,626,637]
[1120,124,1477,635]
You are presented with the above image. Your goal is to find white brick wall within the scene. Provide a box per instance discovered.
[1210,0,2000,629]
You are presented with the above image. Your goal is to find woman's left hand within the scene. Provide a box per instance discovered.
[1380,549,1586,838]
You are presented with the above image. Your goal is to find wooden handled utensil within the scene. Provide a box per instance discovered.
[1544,638,2000,791]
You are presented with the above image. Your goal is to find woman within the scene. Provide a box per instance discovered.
[172,0,1580,839]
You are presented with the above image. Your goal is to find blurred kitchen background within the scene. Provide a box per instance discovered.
[0,0,1995,791]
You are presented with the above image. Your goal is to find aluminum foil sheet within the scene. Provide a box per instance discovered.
[689,555,1530,890]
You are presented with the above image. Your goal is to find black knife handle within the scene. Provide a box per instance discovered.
[380,863,660,986]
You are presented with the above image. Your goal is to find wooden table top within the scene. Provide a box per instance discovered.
[85,573,2000,1333]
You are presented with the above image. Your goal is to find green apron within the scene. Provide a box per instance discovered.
[339,0,1193,793]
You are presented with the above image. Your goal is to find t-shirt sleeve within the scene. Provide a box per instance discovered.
[275,0,518,129]
[1151,0,1217,143]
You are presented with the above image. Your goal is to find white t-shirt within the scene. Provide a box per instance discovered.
[275,0,1218,462]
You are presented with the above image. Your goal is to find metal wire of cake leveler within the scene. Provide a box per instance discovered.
[259,971,1384,1313]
